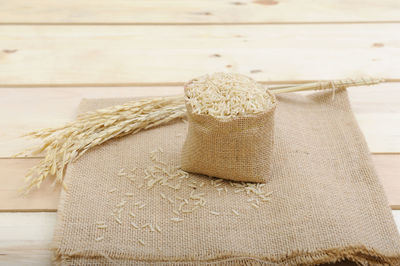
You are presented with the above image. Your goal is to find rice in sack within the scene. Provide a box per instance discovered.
[181,72,276,182]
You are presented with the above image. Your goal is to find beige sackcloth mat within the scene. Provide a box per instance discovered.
[53,89,400,265]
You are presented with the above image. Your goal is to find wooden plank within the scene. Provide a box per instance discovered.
[0,86,183,157]
[1,211,400,265]
[0,84,399,157]
[347,84,400,153]
[0,158,60,212]
[0,212,54,266]
[1,0,400,24]
[1,154,399,211]
[372,155,400,210]
[0,24,399,86]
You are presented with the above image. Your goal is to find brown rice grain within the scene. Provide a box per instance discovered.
[130,222,139,229]
[97,225,108,229]
[108,188,117,193]
[155,224,162,233]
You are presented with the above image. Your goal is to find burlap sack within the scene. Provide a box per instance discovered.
[181,89,276,183]
[53,89,400,265]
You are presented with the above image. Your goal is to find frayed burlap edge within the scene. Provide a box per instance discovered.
[53,244,400,265]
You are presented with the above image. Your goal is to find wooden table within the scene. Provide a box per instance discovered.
[1,1,400,265]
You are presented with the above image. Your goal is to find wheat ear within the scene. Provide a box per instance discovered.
[18,95,186,193]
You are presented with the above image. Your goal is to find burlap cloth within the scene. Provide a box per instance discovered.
[53,89,400,265]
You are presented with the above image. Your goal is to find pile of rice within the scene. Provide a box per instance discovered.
[184,72,274,119]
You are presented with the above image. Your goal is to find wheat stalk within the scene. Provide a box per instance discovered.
[271,77,383,94]
[18,78,382,192]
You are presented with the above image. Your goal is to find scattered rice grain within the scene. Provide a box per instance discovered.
[116,200,127,207]
[187,183,197,189]
[108,188,117,193]
[141,223,150,229]
[97,225,108,229]
[155,224,162,232]
[264,191,273,197]
[167,197,175,204]
[179,202,186,211]
[149,224,155,232]
[130,222,139,229]
[118,168,125,174]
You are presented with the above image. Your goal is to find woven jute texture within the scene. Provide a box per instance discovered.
[181,89,276,183]
[53,89,400,265]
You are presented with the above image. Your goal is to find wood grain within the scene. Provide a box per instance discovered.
[347,84,400,153]
[0,212,54,266]
[1,154,399,211]
[1,211,399,265]
[372,155,400,210]
[0,159,60,212]
[0,24,399,86]
[1,0,400,24]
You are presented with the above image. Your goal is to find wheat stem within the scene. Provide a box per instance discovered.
[272,78,383,94]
